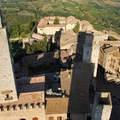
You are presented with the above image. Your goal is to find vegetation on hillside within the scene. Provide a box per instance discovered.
[108,36,117,41]
[1,0,120,38]
[26,35,47,54]
[10,40,26,62]
[73,22,80,33]
[53,17,59,24]
[10,35,48,62]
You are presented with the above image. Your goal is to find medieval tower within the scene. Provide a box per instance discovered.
[0,10,18,103]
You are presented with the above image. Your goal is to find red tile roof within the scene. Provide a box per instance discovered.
[0,75,45,108]
[46,98,69,114]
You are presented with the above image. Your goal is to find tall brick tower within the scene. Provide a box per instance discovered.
[0,10,18,103]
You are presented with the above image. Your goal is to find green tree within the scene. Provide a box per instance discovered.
[26,35,48,54]
[20,32,26,38]
[26,46,32,54]
[55,52,60,59]
[47,43,51,51]
[108,36,117,41]
[73,22,80,33]
[53,17,59,24]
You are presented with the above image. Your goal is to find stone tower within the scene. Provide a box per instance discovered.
[0,10,18,103]
[0,10,2,28]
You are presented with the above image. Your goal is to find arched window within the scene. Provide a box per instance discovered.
[6,94,9,98]
[33,117,38,120]
[49,117,54,120]
[57,116,62,120]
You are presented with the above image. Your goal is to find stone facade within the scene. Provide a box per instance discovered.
[99,46,120,79]
[80,31,108,77]
[37,16,93,36]
[0,15,18,103]
[92,92,112,120]
[46,114,67,120]
[0,107,46,120]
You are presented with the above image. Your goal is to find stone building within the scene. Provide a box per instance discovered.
[99,45,120,79]
[0,11,46,120]
[59,29,77,50]
[78,30,108,77]
[0,75,46,120]
[92,92,112,120]
[0,10,18,103]
[37,16,94,36]
[44,61,92,120]
[37,16,66,35]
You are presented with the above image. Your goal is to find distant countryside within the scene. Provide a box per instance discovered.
[0,0,120,38]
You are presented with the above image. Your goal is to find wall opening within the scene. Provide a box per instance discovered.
[57,116,62,120]
[33,117,38,120]
[49,117,54,120]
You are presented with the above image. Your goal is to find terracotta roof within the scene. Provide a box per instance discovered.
[60,70,72,95]
[38,24,66,28]
[60,50,70,63]
[0,75,45,107]
[21,51,58,66]
[60,29,77,48]
[17,75,45,84]
[32,33,44,40]
[67,16,79,24]
[46,98,69,114]
[37,16,66,28]
[37,18,48,28]
[60,62,92,113]
[104,46,118,53]
[112,50,120,58]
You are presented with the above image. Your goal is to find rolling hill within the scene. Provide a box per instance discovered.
[0,0,120,38]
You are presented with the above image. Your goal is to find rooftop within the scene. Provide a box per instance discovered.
[112,50,120,58]
[0,75,45,108]
[21,51,58,66]
[60,29,77,48]
[92,92,112,120]
[104,46,118,53]
[37,16,66,28]
[46,98,69,114]
[60,61,92,113]
[66,16,80,24]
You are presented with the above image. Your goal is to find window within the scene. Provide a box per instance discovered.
[5,94,13,100]
[6,94,9,98]
[67,113,70,118]
[57,116,62,120]
[33,117,38,120]
[49,117,54,120]
[12,105,16,110]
